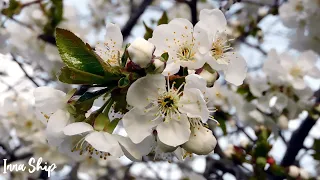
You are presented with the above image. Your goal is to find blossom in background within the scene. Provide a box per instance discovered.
[95,23,123,67]
[197,9,247,86]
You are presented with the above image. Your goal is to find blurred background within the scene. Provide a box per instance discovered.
[0,0,320,179]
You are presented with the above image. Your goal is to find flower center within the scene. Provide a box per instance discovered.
[71,136,111,160]
[177,45,195,61]
[24,120,33,129]
[295,1,303,12]
[211,34,233,63]
[290,66,302,77]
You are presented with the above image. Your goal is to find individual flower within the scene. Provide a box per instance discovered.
[123,74,210,147]
[127,37,155,68]
[149,17,210,75]
[60,122,123,160]
[197,9,247,86]
[280,50,320,90]
[279,0,307,28]
[95,23,123,66]
[33,87,70,124]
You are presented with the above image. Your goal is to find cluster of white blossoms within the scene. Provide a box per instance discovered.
[230,48,320,130]
[279,0,320,53]
[33,9,247,162]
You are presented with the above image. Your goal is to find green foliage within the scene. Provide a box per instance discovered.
[111,90,127,114]
[157,11,168,25]
[143,22,153,40]
[118,77,130,88]
[1,0,22,17]
[103,118,120,133]
[312,139,320,160]
[94,113,110,131]
[77,88,110,103]
[161,52,169,61]
[44,0,63,35]
[58,66,106,85]
[56,28,122,85]
[56,28,105,76]
[121,44,130,67]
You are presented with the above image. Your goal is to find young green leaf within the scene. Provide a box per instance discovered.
[103,118,120,133]
[121,44,130,67]
[58,66,106,85]
[157,11,168,25]
[143,22,153,40]
[118,77,130,88]
[94,114,110,131]
[55,28,105,76]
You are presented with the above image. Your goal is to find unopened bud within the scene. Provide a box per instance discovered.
[278,115,288,130]
[288,165,300,178]
[198,69,219,87]
[300,169,309,180]
[182,125,217,155]
[127,38,155,68]
[153,58,165,73]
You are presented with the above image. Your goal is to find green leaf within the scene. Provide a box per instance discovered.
[256,157,267,167]
[161,52,169,61]
[55,28,105,76]
[77,88,110,103]
[143,22,153,40]
[157,11,168,25]
[111,90,128,114]
[44,0,63,35]
[94,114,110,131]
[103,118,120,133]
[1,0,22,17]
[118,77,130,88]
[121,44,130,67]
[58,66,106,85]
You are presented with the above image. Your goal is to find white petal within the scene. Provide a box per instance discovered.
[162,61,181,76]
[224,53,247,86]
[85,131,123,157]
[115,135,155,161]
[127,38,155,68]
[58,136,87,161]
[126,74,165,108]
[95,23,123,65]
[297,50,318,72]
[185,74,207,95]
[34,87,66,113]
[45,110,70,146]
[63,122,94,136]
[156,114,190,147]
[179,88,209,122]
[149,18,192,56]
[291,77,306,90]
[122,108,162,144]
[199,9,227,37]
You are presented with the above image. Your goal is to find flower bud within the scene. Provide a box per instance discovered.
[127,37,155,68]
[224,144,235,158]
[240,139,249,148]
[278,115,288,130]
[288,165,300,178]
[300,169,309,180]
[153,58,165,73]
[198,69,219,87]
[182,125,217,155]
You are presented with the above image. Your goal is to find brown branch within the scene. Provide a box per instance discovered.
[121,0,153,39]
[11,54,40,87]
